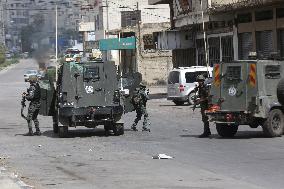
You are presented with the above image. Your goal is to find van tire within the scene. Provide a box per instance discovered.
[262,109,284,137]
[277,78,284,105]
[188,93,195,105]
[173,101,184,106]
[216,123,238,138]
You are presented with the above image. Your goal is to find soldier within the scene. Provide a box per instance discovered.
[131,84,150,132]
[194,75,211,138]
[23,75,41,136]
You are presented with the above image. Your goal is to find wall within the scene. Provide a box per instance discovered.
[136,23,173,85]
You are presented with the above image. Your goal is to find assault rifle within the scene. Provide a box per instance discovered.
[21,92,27,120]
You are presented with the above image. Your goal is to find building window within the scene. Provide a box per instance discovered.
[221,36,234,62]
[143,34,155,50]
[121,11,141,28]
[255,10,273,21]
[256,30,273,58]
[237,13,252,23]
[208,37,220,65]
[238,32,253,60]
[276,8,284,18]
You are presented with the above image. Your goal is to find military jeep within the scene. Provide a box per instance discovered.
[39,58,141,137]
[207,60,284,138]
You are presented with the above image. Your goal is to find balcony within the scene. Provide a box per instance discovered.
[148,0,170,5]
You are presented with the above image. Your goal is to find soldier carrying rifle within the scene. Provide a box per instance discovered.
[193,75,211,138]
[22,75,41,136]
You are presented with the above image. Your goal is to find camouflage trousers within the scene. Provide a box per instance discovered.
[27,102,41,130]
[133,106,149,128]
[200,102,210,131]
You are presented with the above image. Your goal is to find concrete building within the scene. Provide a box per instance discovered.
[151,0,284,68]
[211,0,284,59]
[89,0,172,84]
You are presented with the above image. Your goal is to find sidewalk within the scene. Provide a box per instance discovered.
[0,167,32,189]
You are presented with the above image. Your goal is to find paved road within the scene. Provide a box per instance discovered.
[0,59,284,189]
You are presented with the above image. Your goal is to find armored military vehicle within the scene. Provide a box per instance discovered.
[39,58,141,137]
[207,59,284,138]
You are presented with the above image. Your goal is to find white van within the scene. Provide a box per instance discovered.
[167,66,213,105]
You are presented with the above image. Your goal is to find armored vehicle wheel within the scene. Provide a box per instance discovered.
[277,78,284,106]
[173,100,184,106]
[262,109,284,137]
[188,93,195,105]
[113,123,124,136]
[58,126,68,138]
[216,124,238,138]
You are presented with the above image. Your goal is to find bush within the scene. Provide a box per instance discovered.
[0,43,6,64]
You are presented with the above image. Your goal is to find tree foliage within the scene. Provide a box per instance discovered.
[0,43,6,64]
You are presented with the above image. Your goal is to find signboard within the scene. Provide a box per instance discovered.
[87,32,96,41]
[79,22,95,32]
[99,37,136,50]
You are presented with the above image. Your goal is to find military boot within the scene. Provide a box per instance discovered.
[198,125,211,138]
[131,124,138,131]
[24,128,34,136]
[34,128,41,136]
[142,127,150,132]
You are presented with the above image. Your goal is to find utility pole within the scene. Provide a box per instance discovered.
[200,0,210,72]
[55,3,58,81]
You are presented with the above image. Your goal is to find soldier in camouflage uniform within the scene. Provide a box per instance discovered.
[23,75,41,136]
[131,84,150,132]
[194,75,211,138]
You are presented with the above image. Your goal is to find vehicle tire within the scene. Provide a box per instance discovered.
[277,78,284,106]
[188,93,195,105]
[262,109,284,137]
[216,123,238,138]
[58,126,68,138]
[113,123,124,136]
[173,100,184,106]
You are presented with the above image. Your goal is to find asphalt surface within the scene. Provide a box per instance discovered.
[0,59,284,189]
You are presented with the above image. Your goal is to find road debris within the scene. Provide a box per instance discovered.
[152,154,174,159]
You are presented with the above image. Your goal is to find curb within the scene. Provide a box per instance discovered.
[0,167,34,189]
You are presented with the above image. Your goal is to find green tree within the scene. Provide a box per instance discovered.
[0,43,6,64]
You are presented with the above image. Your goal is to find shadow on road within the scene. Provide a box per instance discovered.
[42,128,109,138]
[180,131,269,139]
[149,93,167,100]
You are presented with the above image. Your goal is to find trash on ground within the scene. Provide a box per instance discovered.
[152,154,174,159]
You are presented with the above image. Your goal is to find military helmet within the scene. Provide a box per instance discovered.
[196,75,205,81]
[29,75,38,83]
[139,83,146,88]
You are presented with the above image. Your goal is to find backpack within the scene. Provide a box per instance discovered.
[132,91,142,105]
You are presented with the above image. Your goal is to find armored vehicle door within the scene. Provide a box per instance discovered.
[121,72,142,113]
[218,62,257,111]
[39,79,56,116]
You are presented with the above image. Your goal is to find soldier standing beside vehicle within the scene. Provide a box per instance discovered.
[23,75,41,136]
[131,84,150,132]
[194,75,211,138]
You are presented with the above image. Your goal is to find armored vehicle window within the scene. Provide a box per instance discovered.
[84,66,100,81]
[168,71,180,84]
[226,66,241,80]
[265,65,281,79]
[185,71,208,83]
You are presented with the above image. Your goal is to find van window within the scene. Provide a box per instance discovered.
[168,71,180,84]
[265,65,281,79]
[185,71,208,83]
[84,66,100,81]
[226,66,241,81]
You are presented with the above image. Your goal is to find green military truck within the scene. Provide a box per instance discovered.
[39,58,141,137]
[207,60,284,137]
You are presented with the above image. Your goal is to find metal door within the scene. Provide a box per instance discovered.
[220,63,248,111]
[279,30,284,59]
